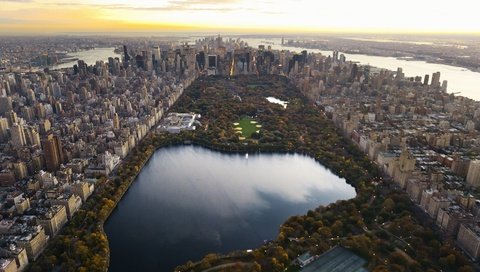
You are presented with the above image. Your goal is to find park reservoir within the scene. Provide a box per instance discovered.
[105,145,356,271]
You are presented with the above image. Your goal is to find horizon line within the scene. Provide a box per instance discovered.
[1,29,479,37]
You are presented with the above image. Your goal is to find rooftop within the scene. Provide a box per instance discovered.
[300,246,368,272]
[0,258,13,269]
[297,251,313,262]
[157,112,199,133]
[463,222,480,237]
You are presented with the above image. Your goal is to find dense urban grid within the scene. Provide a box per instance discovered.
[0,36,198,271]
[0,35,479,271]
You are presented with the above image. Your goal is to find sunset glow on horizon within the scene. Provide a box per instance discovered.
[1,0,479,35]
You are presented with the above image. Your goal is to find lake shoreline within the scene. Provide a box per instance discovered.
[104,142,356,271]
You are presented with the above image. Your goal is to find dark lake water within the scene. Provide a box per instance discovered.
[104,145,356,271]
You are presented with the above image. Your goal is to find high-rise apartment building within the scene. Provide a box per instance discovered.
[0,96,12,115]
[10,124,26,148]
[431,72,441,87]
[423,74,430,85]
[0,117,9,142]
[208,55,217,68]
[466,160,480,187]
[123,45,130,63]
[41,134,64,172]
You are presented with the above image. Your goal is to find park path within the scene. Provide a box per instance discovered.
[201,262,253,272]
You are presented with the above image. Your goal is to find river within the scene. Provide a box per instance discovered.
[50,47,120,70]
[244,38,480,101]
[104,145,355,271]
[48,39,480,100]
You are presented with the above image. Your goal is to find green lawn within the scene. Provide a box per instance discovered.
[234,117,261,138]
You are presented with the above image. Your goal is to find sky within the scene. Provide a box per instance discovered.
[0,0,479,34]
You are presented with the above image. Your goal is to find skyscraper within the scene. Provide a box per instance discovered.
[441,80,448,92]
[467,160,480,187]
[396,67,404,79]
[0,96,13,115]
[208,55,217,68]
[136,54,146,70]
[196,52,205,70]
[153,46,161,61]
[123,45,130,63]
[42,134,64,172]
[0,117,8,142]
[423,74,430,85]
[333,51,339,62]
[26,88,36,105]
[10,124,26,148]
[431,72,441,87]
[113,113,120,130]
[77,60,87,76]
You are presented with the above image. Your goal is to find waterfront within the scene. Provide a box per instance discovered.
[105,145,355,271]
[245,38,480,101]
[46,38,480,101]
[51,47,120,69]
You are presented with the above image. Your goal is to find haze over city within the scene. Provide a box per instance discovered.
[1,0,479,34]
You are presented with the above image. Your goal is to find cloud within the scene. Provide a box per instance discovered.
[0,17,31,23]
[0,0,32,2]
[46,0,247,12]
[170,0,239,4]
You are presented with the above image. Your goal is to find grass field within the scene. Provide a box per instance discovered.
[234,117,261,138]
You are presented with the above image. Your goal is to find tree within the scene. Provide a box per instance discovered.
[252,262,262,272]
[382,198,395,212]
[389,251,408,267]
[458,265,475,272]
[372,265,389,272]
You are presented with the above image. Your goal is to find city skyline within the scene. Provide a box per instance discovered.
[1,0,479,35]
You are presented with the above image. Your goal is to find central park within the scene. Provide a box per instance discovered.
[28,75,475,272]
